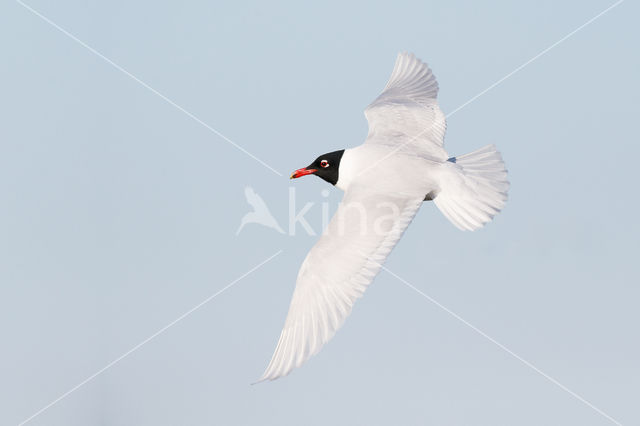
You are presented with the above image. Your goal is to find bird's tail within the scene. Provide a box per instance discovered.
[434,144,509,231]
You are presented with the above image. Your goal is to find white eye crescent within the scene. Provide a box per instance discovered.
[320,160,329,168]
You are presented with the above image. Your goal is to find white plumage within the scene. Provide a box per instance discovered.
[364,52,447,161]
[258,52,508,381]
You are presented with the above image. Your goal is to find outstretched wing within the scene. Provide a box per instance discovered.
[365,52,448,161]
[258,188,423,381]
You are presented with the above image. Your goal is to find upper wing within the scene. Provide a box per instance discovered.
[258,188,423,381]
[364,52,448,161]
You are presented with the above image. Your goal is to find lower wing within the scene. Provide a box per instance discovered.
[258,189,424,381]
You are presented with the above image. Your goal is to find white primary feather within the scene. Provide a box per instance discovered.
[258,189,423,381]
[365,52,448,162]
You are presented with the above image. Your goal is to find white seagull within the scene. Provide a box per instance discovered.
[258,52,509,381]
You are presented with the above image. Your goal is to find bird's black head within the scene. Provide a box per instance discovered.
[290,150,345,186]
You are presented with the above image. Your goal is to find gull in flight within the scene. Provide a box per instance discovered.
[258,52,509,381]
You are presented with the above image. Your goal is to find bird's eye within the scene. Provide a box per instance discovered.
[320,160,329,168]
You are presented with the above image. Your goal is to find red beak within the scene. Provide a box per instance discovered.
[290,167,317,179]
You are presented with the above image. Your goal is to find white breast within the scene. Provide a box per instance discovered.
[335,145,442,196]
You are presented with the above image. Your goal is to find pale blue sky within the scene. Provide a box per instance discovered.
[1,0,638,425]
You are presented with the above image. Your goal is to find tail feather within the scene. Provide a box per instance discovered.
[434,144,509,231]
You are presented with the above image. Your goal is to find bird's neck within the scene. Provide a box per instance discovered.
[335,148,357,191]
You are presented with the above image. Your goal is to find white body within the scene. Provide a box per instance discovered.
[336,145,443,194]
[258,53,509,381]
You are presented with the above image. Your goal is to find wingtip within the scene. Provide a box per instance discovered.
[251,367,275,385]
[397,51,419,62]
[251,372,275,385]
